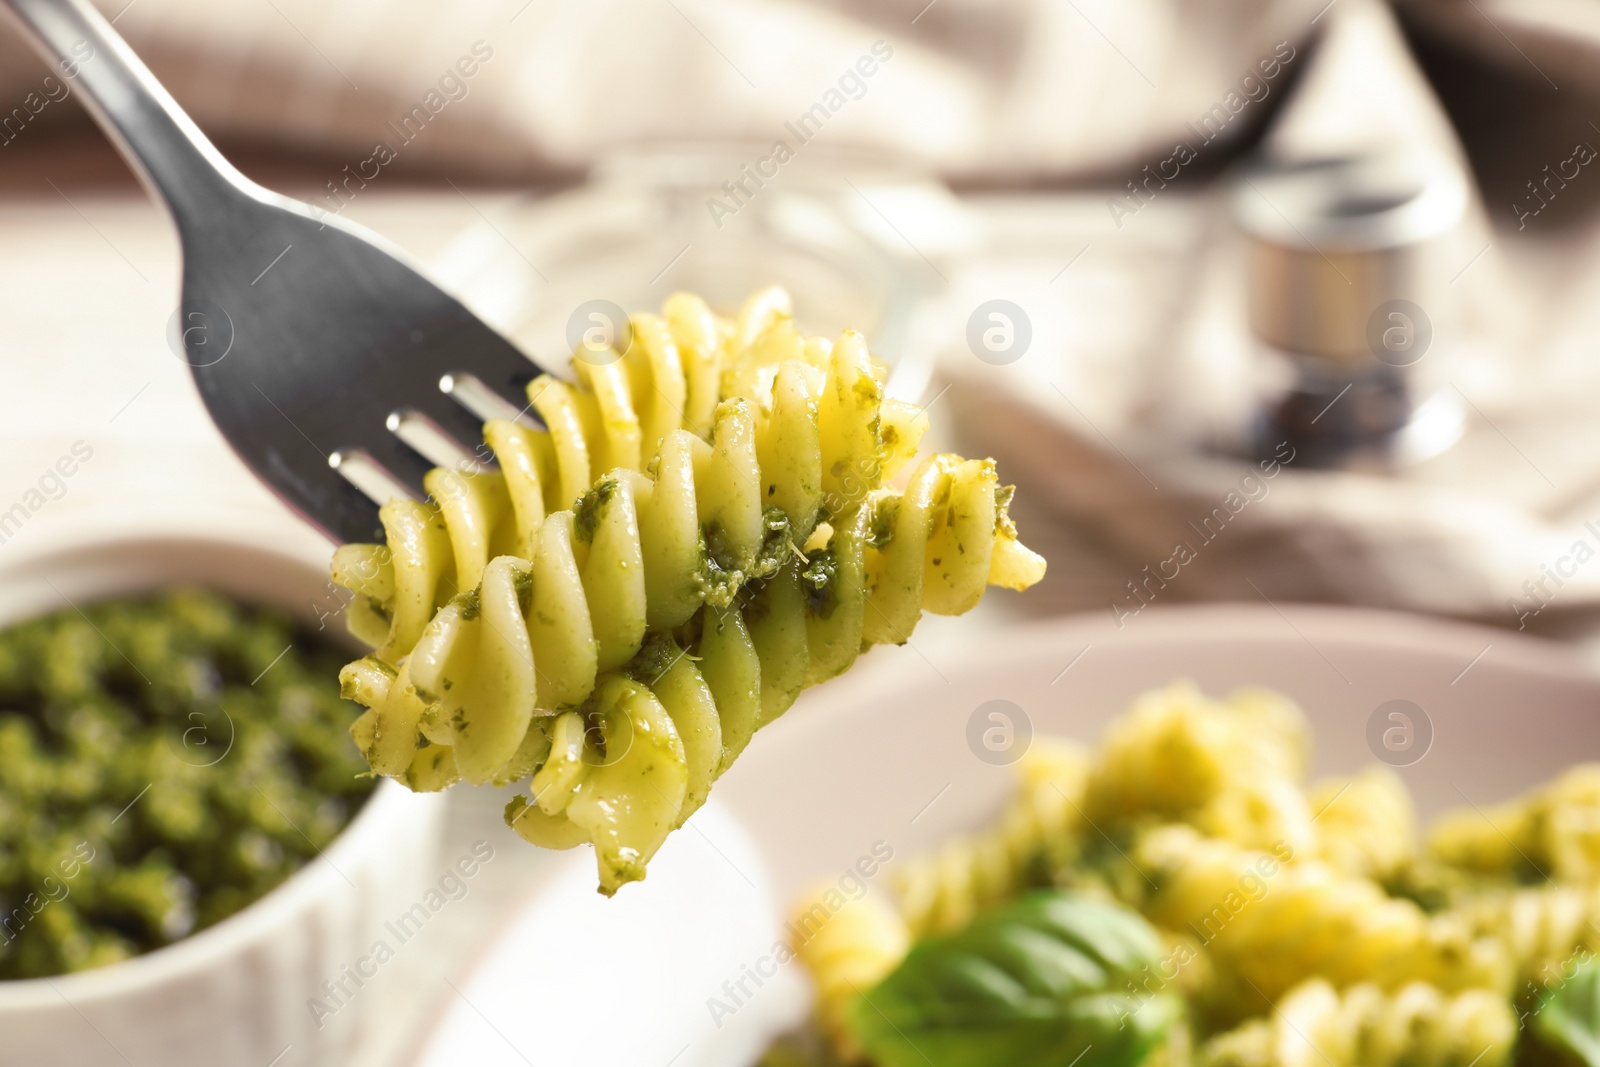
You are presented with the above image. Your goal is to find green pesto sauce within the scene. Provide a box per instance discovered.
[453,588,482,622]
[754,507,792,579]
[740,577,775,627]
[512,568,534,616]
[573,477,620,544]
[700,508,796,607]
[625,632,684,686]
[696,534,742,611]
[801,550,840,619]
[0,588,372,981]
[869,496,899,549]
[702,518,735,575]
[580,702,609,762]
[996,483,1019,539]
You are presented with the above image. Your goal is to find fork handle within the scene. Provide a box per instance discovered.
[0,0,251,228]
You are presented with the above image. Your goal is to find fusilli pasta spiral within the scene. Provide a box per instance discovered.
[1446,885,1600,989]
[1136,825,1427,1004]
[332,288,939,662]
[789,888,910,1063]
[331,288,1046,893]
[892,739,1091,937]
[1429,765,1600,885]
[1408,911,1514,995]
[1085,683,1309,836]
[1202,979,1516,1067]
[1310,767,1418,882]
[778,682,1600,1067]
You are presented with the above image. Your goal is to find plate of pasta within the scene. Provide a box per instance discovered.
[693,604,1600,1067]
[392,604,1600,1067]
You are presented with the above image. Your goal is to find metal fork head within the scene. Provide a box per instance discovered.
[178,196,538,544]
[0,0,541,546]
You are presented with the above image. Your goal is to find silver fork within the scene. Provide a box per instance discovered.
[2,0,541,544]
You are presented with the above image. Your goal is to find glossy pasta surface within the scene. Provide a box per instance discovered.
[330,288,1046,893]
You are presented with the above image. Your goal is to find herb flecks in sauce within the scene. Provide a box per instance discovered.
[0,588,371,980]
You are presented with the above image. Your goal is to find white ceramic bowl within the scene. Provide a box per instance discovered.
[409,604,1600,1067]
[0,516,445,1067]
[710,605,1600,1058]
[720,604,1600,897]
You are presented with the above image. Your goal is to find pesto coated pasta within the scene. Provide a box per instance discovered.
[1202,979,1516,1067]
[790,889,911,1062]
[1136,824,1427,1002]
[1084,683,1310,844]
[892,738,1090,937]
[1309,767,1417,882]
[330,288,1047,893]
[774,681,1600,1067]
[1447,884,1600,989]
[1428,765,1600,885]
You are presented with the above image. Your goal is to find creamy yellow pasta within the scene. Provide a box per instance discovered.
[779,682,1600,1067]
[331,288,1046,893]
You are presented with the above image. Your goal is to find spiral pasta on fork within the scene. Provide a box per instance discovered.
[330,288,1046,893]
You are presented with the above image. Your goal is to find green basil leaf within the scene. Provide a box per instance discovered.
[1535,956,1600,1067]
[849,890,1179,1067]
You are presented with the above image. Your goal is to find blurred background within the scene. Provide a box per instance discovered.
[7,0,1600,1061]
[12,0,1600,643]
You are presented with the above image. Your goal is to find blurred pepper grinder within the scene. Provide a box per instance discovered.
[1229,0,1485,469]
[1235,152,1469,467]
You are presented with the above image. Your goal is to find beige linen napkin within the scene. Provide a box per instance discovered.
[0,0,1319,181]
[930,0,1600,637]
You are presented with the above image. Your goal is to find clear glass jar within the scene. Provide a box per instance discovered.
[431,142,951,401]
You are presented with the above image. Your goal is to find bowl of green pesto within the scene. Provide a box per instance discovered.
[0,521,445,1067]
[0,585,373,979]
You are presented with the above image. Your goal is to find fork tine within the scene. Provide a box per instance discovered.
[458,353,538,414]
[313,471,386,544]
[330,449,422,507]
[355,431,434,501]
[386,407,487,472]
[441,372,541,428]
[403,385,492,458]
